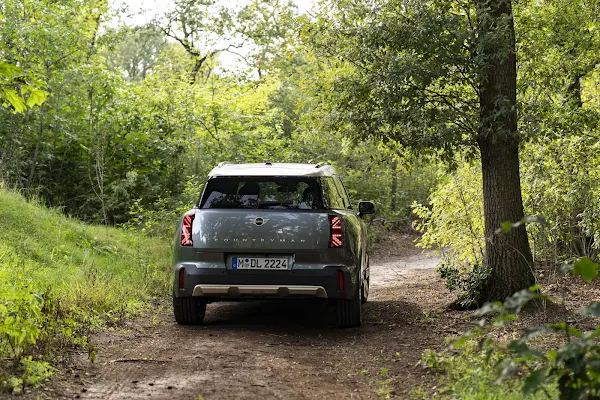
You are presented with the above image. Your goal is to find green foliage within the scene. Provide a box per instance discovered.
[0,60,47,112]
[0,280,44,362]
[418,343,552,400]
[413,163,484,267]
[448,257,600,400]
[438,262,491,309]
[108,25,166,81]
[1,356,54,394]
[0,0,439,229]
[0,189,170,392]
[303,0,479,151]
[572,257,599,283]
[412,163,490,306]
[521,136,600,262]
[413,144,600,301]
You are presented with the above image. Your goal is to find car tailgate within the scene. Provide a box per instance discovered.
[191,209,330,251]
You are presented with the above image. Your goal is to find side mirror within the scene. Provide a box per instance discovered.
[358,201,376,216]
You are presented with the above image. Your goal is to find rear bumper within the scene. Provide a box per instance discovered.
[192,284,328,298]
[173,265,358,301]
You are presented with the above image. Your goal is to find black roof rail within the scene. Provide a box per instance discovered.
[315,161,330,168]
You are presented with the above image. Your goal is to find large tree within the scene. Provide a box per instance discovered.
[474,0,534,300]
[306,0,535,301]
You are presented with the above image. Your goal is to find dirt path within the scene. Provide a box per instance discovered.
[44,234,467,399]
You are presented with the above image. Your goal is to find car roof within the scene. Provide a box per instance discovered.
[208,162,338,177]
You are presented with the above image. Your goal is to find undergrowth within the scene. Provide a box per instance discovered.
[415,343,555,400]
[0,189,171,393]
[417,257,600,400]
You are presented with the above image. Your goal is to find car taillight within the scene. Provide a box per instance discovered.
[329,215,343,248]
[181,213,194,246]
[179,268,185,289]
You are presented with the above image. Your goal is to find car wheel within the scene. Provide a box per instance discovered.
[173,295,206,325]
[334,277,362,328]
[361,255,370,304]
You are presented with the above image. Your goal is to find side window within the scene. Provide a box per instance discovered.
[334,177,352,209]
[321,177,345,209]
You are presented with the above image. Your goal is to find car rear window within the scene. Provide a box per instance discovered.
[199,177,325,210]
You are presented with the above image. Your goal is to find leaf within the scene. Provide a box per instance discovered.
[473,301,504,317]
[503,286,540,314]
[522,366,548,395]
[26,88,48,108]
[451,333,471,348]
[589,360,600,373]
[495,216,547,234]
[1,88,26,112]
[508,340,545,359]
[478,337,492,350]
[495,359,518,384]
[573,257,598,283]
[548,322,582,339]
[501,221,512,233]
[519,325,556,342]
[581,328,600,341]
[0,60,22,78]
[561,262,574,274]
[578,302,600,317]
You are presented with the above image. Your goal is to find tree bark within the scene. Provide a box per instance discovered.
[479,137,534,300]
[476,0,535,302]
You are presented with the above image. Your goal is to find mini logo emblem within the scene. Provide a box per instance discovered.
[252,217,269,226]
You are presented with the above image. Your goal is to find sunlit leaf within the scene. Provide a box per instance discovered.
[26,88,48,108]
[573,257,599,283]
[1,88,26,112]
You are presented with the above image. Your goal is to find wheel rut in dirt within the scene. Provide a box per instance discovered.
[46,235,467,399]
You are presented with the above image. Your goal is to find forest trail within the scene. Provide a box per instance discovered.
[46,234,466,400]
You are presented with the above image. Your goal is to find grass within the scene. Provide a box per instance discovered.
[0,189,171,393]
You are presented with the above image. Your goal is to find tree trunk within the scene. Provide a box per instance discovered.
[479,137,534,300]
[476,0,535,302]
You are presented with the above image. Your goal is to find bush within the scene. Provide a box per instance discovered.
[438,262,491,308]
[412,162,488,304]
[412,162,484,269]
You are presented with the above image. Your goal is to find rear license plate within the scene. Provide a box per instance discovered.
[232,257,289,270]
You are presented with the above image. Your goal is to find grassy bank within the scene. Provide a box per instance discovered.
[0,189,171,393]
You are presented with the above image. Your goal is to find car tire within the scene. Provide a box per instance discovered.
[173,295,206,325]
[334,278,362,328]
[361,255,370,304]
